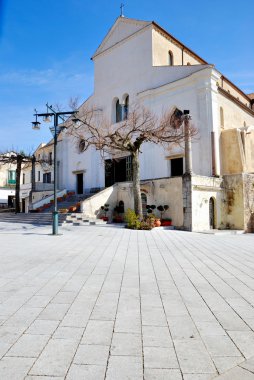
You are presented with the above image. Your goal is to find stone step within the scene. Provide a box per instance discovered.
[0,212,68,226]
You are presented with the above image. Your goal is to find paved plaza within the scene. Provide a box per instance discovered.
[0,221,254,379]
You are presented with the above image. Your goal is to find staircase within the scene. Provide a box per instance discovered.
[0,212,68,226]
[0,212,108,227]
[35,194,83,214]
[63,213,107,226]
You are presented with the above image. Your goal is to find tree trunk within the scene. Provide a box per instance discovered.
[15,155,22,213]
[132,151,142,217]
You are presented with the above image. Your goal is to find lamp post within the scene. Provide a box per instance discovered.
[32,103,76,235]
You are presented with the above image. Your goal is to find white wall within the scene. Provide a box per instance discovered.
[0,188,15,204]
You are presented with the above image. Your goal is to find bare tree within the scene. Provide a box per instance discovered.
[0,151,35,213]
[68,103,197,217]
[0,151,51,213]
[68,96,80,111]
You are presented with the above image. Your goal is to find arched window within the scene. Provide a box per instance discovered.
[220,107,224,128]
[123,95,129,120]
[168,51,173,66]
[243,121,246,127]
[141,193,147,217]
[116,99,122,123]
[187,62,191,66]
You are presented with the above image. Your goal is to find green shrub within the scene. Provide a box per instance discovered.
[125,209,156,230]
[125,209,141,230]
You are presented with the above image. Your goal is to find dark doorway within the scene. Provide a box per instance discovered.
[76,173,83,194]
[8,196,15,208]
[105,156,132,187]
[22,198,25,213]
[209,197,215,229]
[171,158,183,176]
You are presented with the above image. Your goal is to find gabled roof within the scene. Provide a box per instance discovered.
[92,16,207,64]
[92,16,152,59]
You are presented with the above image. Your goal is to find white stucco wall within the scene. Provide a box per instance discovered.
[191,175,224,231]
[0,188,15,204]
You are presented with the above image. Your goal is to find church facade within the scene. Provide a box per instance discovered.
[56,16,254,231]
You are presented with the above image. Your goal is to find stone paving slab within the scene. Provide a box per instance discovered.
[0,222,254,378]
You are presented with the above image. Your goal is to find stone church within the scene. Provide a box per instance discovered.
[55,16,254,231]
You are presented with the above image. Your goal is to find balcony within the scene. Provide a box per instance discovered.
[8,179,16,185]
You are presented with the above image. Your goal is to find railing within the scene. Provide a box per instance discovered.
[31,189,67,210]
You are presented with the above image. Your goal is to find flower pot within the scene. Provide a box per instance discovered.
[161,220,172,226]
[154,219,161,227]
[113,217,123,223]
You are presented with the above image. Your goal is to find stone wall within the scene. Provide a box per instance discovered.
[222,174,244,230]
[243,173,254,232]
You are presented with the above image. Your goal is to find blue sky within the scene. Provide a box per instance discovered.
[0,0,253,152]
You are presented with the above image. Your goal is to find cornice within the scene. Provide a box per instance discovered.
[152,22,207,64]
[137,65,213,98]
[218,87,254,117]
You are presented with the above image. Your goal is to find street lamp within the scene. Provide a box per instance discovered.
[32,103,77,235]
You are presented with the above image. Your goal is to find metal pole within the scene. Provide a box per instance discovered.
[52,114,58,235]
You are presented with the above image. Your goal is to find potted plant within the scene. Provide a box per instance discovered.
[146,204,156,214]
[59,208,68,214]
[157,205,169,219]
[101,204,109,221]
[113,200,125,223]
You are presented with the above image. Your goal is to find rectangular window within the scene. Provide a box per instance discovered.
[171,158,183,176]
[38,171,40,181]
[49,152,53,165]
[8,170,16,184]
[126,156,133,181]
[23,173,25,184]
[43,172,51,183]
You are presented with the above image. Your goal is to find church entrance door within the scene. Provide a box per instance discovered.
[105,156,132,187]
[76,173,84,194]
